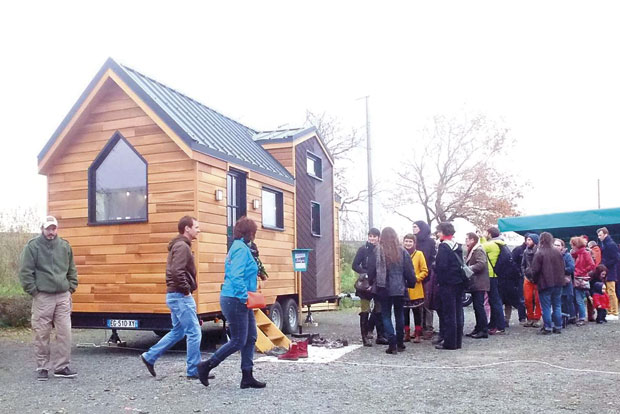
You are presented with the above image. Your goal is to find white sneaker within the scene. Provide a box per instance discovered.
[606,314,618,321]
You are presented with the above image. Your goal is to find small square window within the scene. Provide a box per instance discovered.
[262,188,284,230]
[306,152,322,179]
[311,202,321,236]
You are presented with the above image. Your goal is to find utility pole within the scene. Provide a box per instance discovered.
[364,96,374,228]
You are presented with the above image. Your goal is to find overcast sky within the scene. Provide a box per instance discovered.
[2,1,620,237]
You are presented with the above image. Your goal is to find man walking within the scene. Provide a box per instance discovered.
[19,216,78,381]
[141,216,205,379]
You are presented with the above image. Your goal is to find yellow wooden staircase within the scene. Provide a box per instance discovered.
[254,309,291,353]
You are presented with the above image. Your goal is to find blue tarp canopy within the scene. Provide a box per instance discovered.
[498,207,620,241]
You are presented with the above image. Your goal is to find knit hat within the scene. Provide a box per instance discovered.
[525,233,539,245]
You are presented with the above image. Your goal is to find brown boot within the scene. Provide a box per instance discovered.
[404,326,411,342]
[412,326,422,343]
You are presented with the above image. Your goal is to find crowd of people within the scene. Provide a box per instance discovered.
[353,222,618,352]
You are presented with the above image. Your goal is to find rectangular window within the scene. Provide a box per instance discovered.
[311,201,321,236]
[262,187,284,230]
[306,151,322,179]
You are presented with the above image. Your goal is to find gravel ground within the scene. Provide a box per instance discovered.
[2,307,620,414]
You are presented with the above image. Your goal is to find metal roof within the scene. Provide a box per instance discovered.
[39,58,294,185]
[252,127,316,143]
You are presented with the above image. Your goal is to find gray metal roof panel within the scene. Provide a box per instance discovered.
[39,58,294,185]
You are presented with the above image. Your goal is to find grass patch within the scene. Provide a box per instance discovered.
[0,293,32,327]
[340,263,357,294]
[0,283,26,297]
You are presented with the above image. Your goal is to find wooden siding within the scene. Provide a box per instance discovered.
[47,81,194,314]
[262,144,295,176]
[195,162,296,314]
[295,137,336,303]
[44,78,300,317]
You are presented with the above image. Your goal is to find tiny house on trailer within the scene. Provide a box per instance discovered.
[37,58,339,336]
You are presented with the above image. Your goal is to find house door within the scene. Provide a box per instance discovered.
[226,169,247,248]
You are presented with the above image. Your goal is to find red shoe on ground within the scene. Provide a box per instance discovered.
[278,343,300,361]
[296,340,309,358]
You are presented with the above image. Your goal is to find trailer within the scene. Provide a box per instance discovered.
[37,58,340,340]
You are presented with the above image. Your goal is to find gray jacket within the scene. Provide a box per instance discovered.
[367,247,416,297]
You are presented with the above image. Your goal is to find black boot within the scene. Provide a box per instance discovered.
[240,369,266,389]
[360,312,372,347]
[197,359,217,387]
[367,311,376,335]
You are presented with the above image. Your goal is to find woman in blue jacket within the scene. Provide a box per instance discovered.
[198,217,265,389]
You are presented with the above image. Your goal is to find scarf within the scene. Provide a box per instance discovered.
[466,242,483,263]
[375,245,388,288]
[405,246,416,255]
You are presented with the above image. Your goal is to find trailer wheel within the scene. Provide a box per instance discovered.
[281,298,298,334]
[268,302,283,331]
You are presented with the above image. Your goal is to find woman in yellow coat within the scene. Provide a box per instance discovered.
[403,234,429,343]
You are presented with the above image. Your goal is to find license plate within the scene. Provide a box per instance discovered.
[107,319,139,329]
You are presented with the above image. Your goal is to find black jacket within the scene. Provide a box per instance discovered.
[435,240,466,286]
[352,242,375,299]
[414,221,437,268]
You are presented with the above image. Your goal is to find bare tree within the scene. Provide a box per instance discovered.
[305,110,375,236]
[392,114,523,230]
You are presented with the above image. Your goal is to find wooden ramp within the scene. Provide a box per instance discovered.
[254,309,291,353]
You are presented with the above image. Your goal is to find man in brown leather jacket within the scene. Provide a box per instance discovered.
[140,216,204,379]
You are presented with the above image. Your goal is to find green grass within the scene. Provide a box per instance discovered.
[340,263,356,294]
[0,283,25,297]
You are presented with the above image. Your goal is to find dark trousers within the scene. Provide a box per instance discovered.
[210,296,256,371]
[488,278,506,330]
[562,282,577,319]
[471,290,488,334]
[439,283,465,349]
[596,308,607,323]
[380,296,405,347]
[404,306,422,327]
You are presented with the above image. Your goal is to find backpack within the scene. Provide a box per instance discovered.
[490,242,521,280]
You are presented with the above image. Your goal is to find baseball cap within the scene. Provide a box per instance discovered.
[42,216,58,229]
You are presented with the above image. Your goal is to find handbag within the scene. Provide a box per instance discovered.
[246,291,266,309]
[355,274,372,294]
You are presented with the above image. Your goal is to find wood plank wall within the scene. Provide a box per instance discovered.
[195,165,296,314]
[46,79,298,316]
[47,81,194,314]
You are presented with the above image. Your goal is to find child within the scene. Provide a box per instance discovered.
[590,265,609,323]
[403,234,428,343]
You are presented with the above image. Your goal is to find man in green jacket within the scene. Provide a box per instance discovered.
[19,216,78,381]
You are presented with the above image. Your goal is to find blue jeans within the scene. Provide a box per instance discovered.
[471,291,488,334]
[210,296,257,371]
[380,296,404,347]
[574,288,588,321]
[562,283,576,319]
[539,286,563,331]
[142,292,202,376]
[488,278,505,330]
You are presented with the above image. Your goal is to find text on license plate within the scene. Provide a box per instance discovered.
[107,319,139,328]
